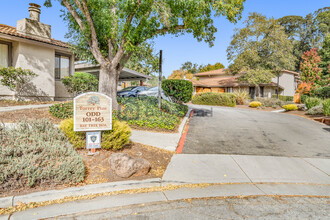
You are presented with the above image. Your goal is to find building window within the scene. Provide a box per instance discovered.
[55,54,71,80]
[0,41,11,67]
[260,86,264,97]
[227,87,233,93]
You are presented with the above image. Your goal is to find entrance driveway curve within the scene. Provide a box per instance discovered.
[183,105,330,158]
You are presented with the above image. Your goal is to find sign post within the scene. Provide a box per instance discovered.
[74,92,112,155]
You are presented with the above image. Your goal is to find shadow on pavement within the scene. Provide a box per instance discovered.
[193,108,213,117]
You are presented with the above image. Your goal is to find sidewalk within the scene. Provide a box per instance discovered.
[0,104,53,112]
[1,154,329,219]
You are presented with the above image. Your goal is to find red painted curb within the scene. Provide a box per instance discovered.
[176,110,194,154]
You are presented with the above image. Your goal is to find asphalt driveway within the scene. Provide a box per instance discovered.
[182,105,330,158]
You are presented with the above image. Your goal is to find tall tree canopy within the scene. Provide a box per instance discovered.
[199,62,225,72]
[180,61,201,74]
[319,33,330,77]
[168,69,193,80]
[45,0,245,108]
[227,12,296,97]
[278,7,330,71]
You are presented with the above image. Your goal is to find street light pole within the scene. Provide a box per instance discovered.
[158,50,162,109]
[277,75,279,99]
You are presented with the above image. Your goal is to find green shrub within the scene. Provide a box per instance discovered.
[271,94,294,101]
[192,92,236,107]
[249,101,262,108]
[300,94,309,104]
[61,72,98,95]
[282,104,298,111]
[59,118,131,150]
[313,87,330,99]
[233,89,249,105]
[307,105,323,115]
[256,97,282,108]
[49,102,73,119]
[117,97,184,130]
[323,99,330,116]
[305,97,323,109]
[0,119,85,192]
[162,79,193,103]
[0,67,38,101]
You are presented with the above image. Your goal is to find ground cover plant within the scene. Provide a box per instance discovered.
[117,97,187,130]
[49,102,73,119]
[192,92,236,107]
[256,97,282,108]
[60,118,131,150]
[307,105,324,115]
[0,119,85,193]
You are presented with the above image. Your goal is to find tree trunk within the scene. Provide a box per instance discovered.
[255,84,260,98]
[99,64,120,110]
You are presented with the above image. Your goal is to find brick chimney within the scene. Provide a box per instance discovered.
[17,3,51,41]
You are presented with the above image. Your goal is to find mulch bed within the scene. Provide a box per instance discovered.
[283,110,330,125]
[0,100,64,107]
[235,104,282,112]
[0,108,63,124]
[0,143,174,198]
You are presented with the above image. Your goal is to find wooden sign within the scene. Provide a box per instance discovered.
[74,92,112,131]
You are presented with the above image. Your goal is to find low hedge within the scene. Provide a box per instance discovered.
[249,101,262,108]
[162,79,193,103]
[192,92,236,107]
[0,119,85,192]
[49,102,73,119]
[305,97,323,109]
[271,94,294,101]
[59,118,131,150]
[282,104,298,111]
[323,99,330,116]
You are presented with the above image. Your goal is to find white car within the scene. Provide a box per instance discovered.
[138,87,172,101]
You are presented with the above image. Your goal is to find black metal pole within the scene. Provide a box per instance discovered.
[158,50,162,109]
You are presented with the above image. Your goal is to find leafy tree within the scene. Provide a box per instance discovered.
[125,42,159,75]
[61,72,98,96]
[0,67,37,101]
[45,0,245,109]
[238,69,274,97]
[278,7,330,71]
[300,48,322,85]
[168,69,193,80]
[199,62,225,72]
[319,33,330,76]
[227,13,295,97]
[180,61,200,74]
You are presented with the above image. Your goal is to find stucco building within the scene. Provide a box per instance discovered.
[0,3,74,101]
[191,69,300,98]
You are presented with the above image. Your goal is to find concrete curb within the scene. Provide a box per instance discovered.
[271,109,286,113]
[4,183,330,220]
[0,178,161,209]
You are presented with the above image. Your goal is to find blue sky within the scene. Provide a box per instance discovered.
[0,0,329,77]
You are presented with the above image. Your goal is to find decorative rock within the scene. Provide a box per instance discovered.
[109,153,151,178]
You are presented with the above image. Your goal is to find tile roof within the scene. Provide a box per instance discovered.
[281,69,300,75]
[190,76,283,88]
[0,24,69,49]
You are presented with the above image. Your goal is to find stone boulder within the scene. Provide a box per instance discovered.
[109,153,151,178]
